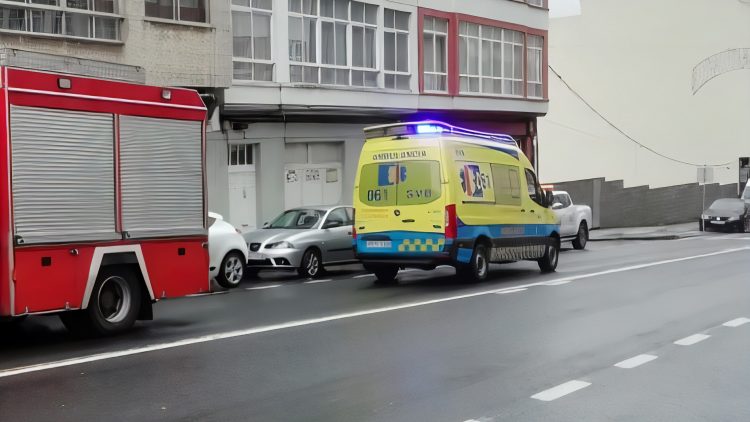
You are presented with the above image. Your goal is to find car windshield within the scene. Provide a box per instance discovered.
[267,209,325,229]
[709,199,744,212]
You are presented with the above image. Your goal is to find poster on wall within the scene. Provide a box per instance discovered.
[286,169,298,183]
[305,168,320,182]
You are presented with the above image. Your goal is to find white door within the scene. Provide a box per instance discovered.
[228,144,257,232]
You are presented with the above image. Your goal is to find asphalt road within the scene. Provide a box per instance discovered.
[1,232,749,421]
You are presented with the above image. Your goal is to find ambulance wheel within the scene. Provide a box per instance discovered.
[60,266,142,336]
[457,243,489,282]
[538,240,560,273]
[372,265,399,285]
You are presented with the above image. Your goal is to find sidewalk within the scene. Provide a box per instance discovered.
[588,222,702,241]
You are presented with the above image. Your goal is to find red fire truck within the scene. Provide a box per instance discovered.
[0,55,209,335]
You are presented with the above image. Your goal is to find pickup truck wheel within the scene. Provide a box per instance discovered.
[572,222,588,250]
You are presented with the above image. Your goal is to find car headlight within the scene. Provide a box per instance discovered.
[266,241,294,249]
[727,216,739,222]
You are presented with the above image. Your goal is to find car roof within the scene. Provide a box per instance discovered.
[552,191,568,195]
[288,205,353,212]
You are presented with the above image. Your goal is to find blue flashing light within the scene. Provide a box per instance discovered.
[416,124,445,134]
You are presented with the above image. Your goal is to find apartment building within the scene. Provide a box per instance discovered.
[212,0,549,231]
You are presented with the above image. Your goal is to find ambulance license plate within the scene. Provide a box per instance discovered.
[367,241,392,249]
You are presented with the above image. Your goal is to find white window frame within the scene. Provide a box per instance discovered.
[459,23,525,98]
[526,34,543,99]
[228,143,255,169]
[288,0,320,83]
[527,0,544,8]
[319,0,351,86]
[349,1,378,88]
[422,16,448,93]
[0,0,121,41]
[231,1,274,83]
[144,0,209,24]
[383,8,410,91]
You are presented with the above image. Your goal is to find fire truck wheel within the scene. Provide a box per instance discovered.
[61,266,142,336]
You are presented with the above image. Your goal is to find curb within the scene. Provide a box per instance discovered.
[589,233,703,242]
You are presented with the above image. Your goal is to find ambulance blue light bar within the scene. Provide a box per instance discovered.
[364,120,518,146]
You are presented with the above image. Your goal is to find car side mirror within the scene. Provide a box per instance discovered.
[551,202,564,210]
[545,191,554,207]
[262,221,269,228]
[323,219,343,229]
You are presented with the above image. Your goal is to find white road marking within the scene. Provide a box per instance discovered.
[245,285,281,290]
[353,274,374,278]
[494,288,527,295]
[1,247,747,379]
[186,291,229,297]
[614,354,658,369]
[674,333,711,346]
[531,380,591,401]
[304,279,332,284]
[723,317,750,328]
[543,279,572,286]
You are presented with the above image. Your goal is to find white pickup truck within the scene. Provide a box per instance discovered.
[551,191,593,250]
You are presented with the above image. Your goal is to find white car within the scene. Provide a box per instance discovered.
[551,191,592,250]
[209,212,249,288]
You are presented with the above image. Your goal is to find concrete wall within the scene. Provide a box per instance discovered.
[0,0,232,87]
[553,178,739,228]
[538,0,750,188]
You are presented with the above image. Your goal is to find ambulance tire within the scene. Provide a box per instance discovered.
[457,243,490,282]
[538,240,560,273]
[372,265,400,285]
[60,266,142,336]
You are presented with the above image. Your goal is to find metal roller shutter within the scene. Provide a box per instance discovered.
[120,116,204,238]
[10,106,118,245]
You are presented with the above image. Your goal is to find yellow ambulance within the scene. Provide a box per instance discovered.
[352,121,560,283]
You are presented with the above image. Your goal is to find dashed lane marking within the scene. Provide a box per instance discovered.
[531,380,591,401]
[186,291,229,297]
[304,279,333,284]
[723,317,750,328]
[543,279,573,286]
[245,285,282,290]
[353,274,374,279]
[674,333,711,346]
[494,288,528,295]
[1,247,747,379]
[614,354,658,369]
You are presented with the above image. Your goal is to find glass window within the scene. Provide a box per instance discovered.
[269,209,325,229]
[491,164,521,206]
[145,0,206,23]
[524,168,544,206]
[423,16,448,92]
[459,23,524,96]
[232,1,273,82]
[527,34,544,98]
[145,0,175,20]
[384,9,410,90]
[2,2,118,40]
[325,208,351,226]
[358,161,442,207]
[228,144,254,166]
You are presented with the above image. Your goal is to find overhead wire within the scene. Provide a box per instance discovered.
[548,64,734,168]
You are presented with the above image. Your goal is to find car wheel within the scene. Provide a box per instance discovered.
[572,222,588,250]
[372,265,400,285]
[60,266,141,336]
[538,240,559,273]
[217,251,245,289]
[744,217,750,233]
[298,249,323,278]
[457,243,490,282]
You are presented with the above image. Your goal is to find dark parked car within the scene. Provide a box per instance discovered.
[699,198,749,233]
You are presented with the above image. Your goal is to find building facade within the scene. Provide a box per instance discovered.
[538,0,750,191]
[0,0,232,89]
[212,0,550,231]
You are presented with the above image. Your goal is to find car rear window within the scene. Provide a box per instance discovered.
[358,160,442,207]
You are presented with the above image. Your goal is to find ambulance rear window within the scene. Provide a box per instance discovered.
[359,161,442,206]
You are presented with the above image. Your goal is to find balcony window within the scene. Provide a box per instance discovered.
[459,22,524,96]
[0,0,118,40]
[145,0,207,23]
[232,0,274,82]
[422,16,448,92]
[383,8,410,90]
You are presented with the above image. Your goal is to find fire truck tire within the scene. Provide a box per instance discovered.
[60,266,142,336]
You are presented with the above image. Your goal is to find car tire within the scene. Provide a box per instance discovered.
[744,217,750,233]
[572,222,588,250]
[372,265,400,285]
[217,251,245,289]
[60,265,141,336]
[457,243,490,282]
[298,248,323,278]
[538,240,559,273]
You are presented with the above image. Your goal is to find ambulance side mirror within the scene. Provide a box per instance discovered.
[545,191,554,208]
